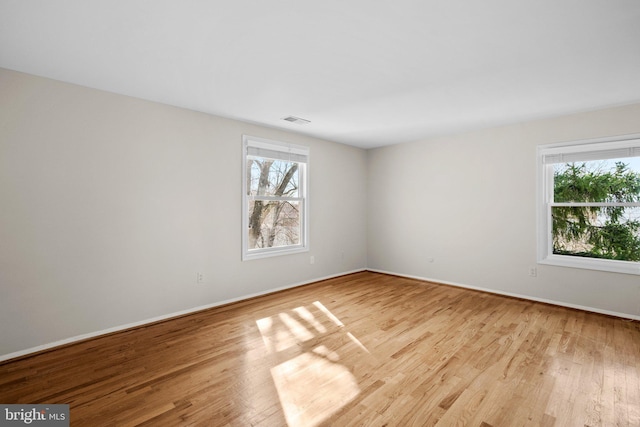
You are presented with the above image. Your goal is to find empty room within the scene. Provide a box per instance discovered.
[1,1,639,426]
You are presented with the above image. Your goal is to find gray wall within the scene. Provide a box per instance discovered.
[0,69,368,358]
[367,103,640,319]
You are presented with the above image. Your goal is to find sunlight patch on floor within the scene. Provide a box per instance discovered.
[313,301,344,327]
[256,301,367,427]
[293,306,327,333]
[271,350,360,427]
[347,332,370,354]
[279,312,316,342]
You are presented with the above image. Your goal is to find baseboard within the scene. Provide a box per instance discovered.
[0,268,366,363]
[367,268,640,321]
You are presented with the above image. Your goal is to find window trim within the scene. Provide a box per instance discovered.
[537,133,640,275]
[242,135,309,261]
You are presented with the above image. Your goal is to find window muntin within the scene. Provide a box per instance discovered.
[242,136,308,260]
[538,136,640,274]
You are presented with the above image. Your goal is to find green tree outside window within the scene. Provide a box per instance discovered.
[552,161,640,261]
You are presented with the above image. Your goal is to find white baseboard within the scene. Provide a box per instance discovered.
[0,268,366,363]
[367,268,640,321]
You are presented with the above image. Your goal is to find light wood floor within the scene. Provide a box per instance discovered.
[1,271,639,426]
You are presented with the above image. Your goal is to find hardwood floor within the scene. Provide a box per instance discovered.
[1,271,639,426]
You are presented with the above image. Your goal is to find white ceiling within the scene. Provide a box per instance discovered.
[1,1,640,149]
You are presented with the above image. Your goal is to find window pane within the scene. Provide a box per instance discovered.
[247,158,299,197]
[554,157,640,203]
[247,200,301,250]
[552,206,640,261]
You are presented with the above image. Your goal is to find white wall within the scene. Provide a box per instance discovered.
[0,68,368,358]
[3,67,639,360]
[367,103,640,319]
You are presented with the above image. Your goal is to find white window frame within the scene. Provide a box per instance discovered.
[242,135,309,261]
[537,134,640,275]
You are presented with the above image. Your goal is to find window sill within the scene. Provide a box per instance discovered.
[242,245,308,261]
[539,254,640,275]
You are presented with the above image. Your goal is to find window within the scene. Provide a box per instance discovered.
[242,135,309,260]
[537,135,640,275]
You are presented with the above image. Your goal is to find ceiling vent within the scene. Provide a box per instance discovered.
[283,116,311,125]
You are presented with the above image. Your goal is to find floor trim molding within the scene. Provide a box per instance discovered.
[0,268,366,363]
[367,268,640,321]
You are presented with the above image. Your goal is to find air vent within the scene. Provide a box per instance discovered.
[283,116,311,125]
